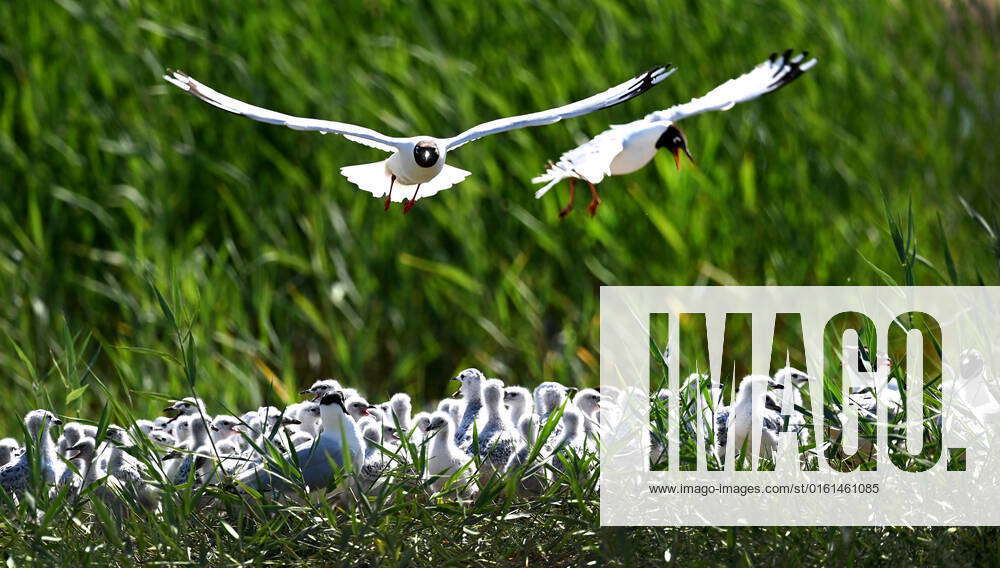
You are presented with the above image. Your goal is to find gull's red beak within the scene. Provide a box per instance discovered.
[672,147,695,170]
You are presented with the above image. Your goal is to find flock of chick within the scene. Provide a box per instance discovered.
[0,369,605,510]
[0,343,921,512]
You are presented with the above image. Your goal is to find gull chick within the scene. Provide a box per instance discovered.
[0,410,63,495]
[300,378,343,402]
[715,376,785,464]
[61,437,99,498]
[162,397,208,424]
[424,412,475,497]
[503,386,533,426]
[451,369,486,448]
[389,393,413,433]
[573,388,602,452]
[345,396,378,423]
[473,379,518,483]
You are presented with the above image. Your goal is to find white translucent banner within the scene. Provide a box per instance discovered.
[600,286,1000,526]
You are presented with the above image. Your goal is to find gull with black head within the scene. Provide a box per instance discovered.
[237,391,363,495]
[533,51,817,217]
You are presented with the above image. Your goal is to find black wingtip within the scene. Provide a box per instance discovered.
[614,63,672,104]
[766,49,814,91]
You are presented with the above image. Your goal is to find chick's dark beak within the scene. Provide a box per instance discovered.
[298,388,312,396]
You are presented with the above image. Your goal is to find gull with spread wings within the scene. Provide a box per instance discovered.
[532,51,817,218]
[164,65,673,213]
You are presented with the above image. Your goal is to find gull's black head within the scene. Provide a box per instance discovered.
[319,391,349,415]
[413,141,440,168]
[655,125,694,170]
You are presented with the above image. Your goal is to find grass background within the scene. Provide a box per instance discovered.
[1,0,999,565]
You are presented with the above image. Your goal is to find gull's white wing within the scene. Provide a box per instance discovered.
[645,50,817,124]
[163,70,406,153]
[443,65,675,151]
[531,127,631,197]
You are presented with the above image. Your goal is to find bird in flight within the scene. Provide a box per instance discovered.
[163,65,674,213]
[532,51,817,218]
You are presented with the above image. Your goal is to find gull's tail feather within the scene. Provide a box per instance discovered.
[532,163,573,198]
[411,165,472,201]
[532,177,563,199]
[339,161,471,202]
[340,161,393,198]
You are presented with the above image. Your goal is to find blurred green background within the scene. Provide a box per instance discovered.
[1,0,997,428]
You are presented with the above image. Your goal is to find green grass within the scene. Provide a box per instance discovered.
[1,0,999,564]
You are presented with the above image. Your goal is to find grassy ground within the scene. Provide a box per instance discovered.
[1,0,999,565]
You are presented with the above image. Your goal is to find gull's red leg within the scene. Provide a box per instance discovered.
[403,184,421,214]
[558,179,577,219]
[384,175,397,211]
[587,182,602,217]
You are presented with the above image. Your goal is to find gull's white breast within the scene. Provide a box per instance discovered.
[608,123,670,176]
[387,140,447,185]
